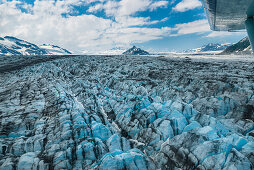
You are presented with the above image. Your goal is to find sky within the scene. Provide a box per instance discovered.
[0,0,247,54]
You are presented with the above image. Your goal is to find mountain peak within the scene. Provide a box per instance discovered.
[123,46,149,55]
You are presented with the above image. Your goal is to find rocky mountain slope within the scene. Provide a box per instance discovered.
[0,36,71,56]
[123,46,149,55]
[185,43,231,53]
[221,37,252,55]
[0,55,254,169]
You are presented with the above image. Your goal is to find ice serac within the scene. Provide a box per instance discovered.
[0,55,254,169]
[201,0,254,52]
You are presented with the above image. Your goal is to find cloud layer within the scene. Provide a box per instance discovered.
[0,0,245,53]
[0,0,174,53]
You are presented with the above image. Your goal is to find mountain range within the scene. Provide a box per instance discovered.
[184,43,232,53]
[1,36,252,56]
[184,37,253,55]
[0,36,71,56]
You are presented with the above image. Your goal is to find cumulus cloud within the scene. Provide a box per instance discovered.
[149,1,169,11]
[87,0,169,27]
[118,0,151,16]
[88,0,169,16]
[172,19,210,35]
[173,0,202,12]
[87,3,104,13]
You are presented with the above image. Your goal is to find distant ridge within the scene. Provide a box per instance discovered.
[220,37,252,55]
[184,43,231,53]
[123,46,149,55]
[0,36,72,56]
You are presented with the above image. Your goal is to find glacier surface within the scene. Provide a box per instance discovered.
[0,54,254,169]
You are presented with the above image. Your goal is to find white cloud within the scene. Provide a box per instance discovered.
[161,17,169,22]
[205,31,246,38]
[87,3,104,13]
[98,1,120,17]
[173,0,202,12]
[172,19,210,36]
[88,0,169,16]
[149,1,169,11]
[170,19,247,38]
[118,0,151,16]
[87,0,170,31]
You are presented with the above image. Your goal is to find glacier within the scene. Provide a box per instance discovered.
[0,54,254,169]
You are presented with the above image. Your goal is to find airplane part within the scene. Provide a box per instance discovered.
[246,17,254,50]
[201,0,254,52]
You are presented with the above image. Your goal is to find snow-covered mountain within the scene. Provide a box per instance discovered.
[123,46,149,55]
[40,44,72,55]
[0,36,48,56]
[185,43,232,53]
[221,37,252,55]
[0,36,71,56]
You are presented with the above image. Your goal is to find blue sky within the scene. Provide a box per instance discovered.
[0,0,247,53]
